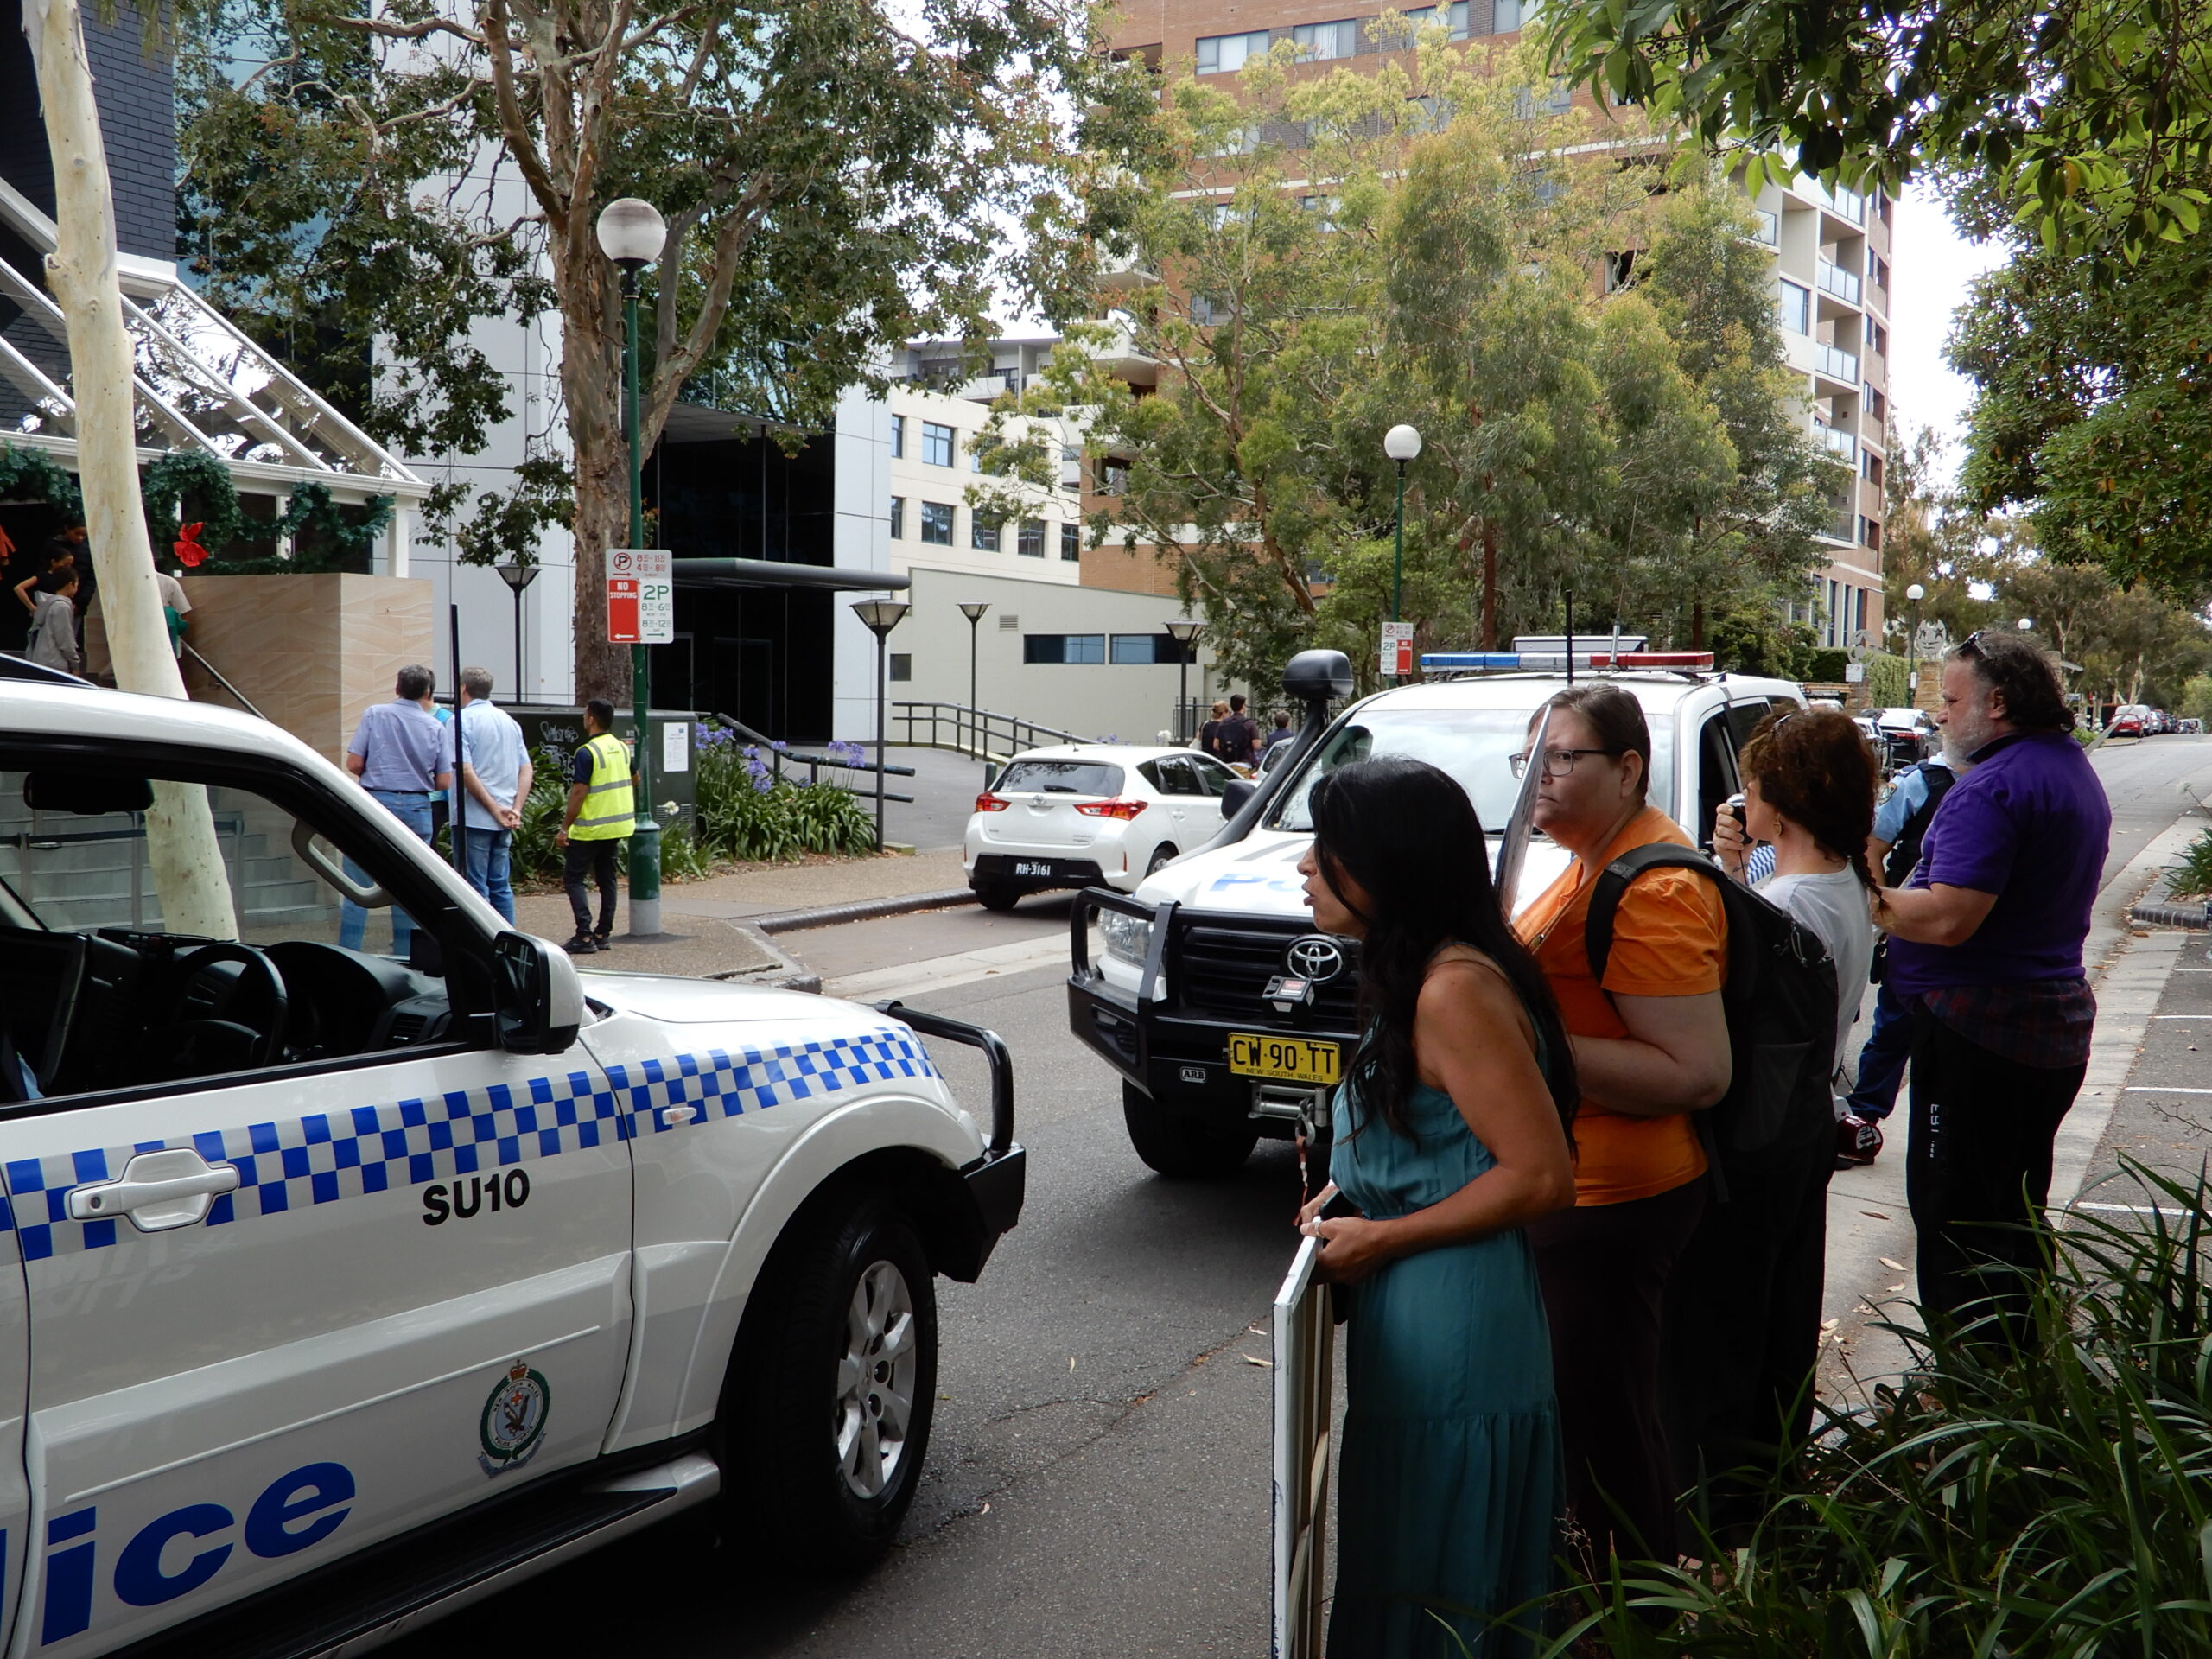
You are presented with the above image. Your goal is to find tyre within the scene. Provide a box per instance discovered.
[973,880,1020,912]
[1145,843,1179,875]
[725,1193,938,1567]
[1121,1081,1258,1178]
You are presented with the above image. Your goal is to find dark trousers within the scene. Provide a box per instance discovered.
[1530,1178,1707,1571]
[1845,979,1913,1121]
[1661,1126,1832,1538]
[1907,1012,2084,1343]
[563,839,621,937]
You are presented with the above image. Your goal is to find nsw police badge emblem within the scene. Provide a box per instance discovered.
[479,1361,551,1477]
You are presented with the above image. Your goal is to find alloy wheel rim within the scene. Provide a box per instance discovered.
[833,1258,918,1499]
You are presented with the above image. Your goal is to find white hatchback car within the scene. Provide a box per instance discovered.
[964,745,1242,910]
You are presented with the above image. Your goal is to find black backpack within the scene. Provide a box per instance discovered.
[1882,760,1955,887]
[1583,846,1839,1192]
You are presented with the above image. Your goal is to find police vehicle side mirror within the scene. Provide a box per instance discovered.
[493,932,583,1054]
[1281,649,1353,704]
[1220,779,1255,819]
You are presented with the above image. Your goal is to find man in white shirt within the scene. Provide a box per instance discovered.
[451,665,533,923]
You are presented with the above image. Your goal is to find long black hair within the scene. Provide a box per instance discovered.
[1308,755,1578,1145]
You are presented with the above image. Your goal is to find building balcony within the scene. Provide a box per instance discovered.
[1808,179,1866,224]
[1815,342,1860,385]
[1817,261,1861,305]
[1815,423,1857,462]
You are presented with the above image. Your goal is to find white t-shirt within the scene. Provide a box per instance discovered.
[1758,868,1875,1109]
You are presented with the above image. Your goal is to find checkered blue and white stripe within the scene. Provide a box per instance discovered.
[2,1026,936,1262]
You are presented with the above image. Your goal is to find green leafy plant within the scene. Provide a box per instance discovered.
[2166,827,2212,900]
[1548,1162,2212,1656]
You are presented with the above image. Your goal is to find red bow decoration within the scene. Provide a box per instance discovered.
[175,523,206,567]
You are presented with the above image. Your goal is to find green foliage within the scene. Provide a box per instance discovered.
[691,727,877,863]
[1541,0,2212,264]
[177,0,1159,568]
[0,442,392,571]
[2165,828,2212,899]
[986,53,1824,695]
[656,823,715,883]
[1554,1164,2212,1655]
[1860,652,1908,709]
[2183,674,2212,726]
[1803,648,1848,683]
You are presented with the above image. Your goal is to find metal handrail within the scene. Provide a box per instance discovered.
[181,643,268,722]
[892,701,1084,764]
[700,714,916,804]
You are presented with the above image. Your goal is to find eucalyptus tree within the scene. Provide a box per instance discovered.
[185,0,1154,699]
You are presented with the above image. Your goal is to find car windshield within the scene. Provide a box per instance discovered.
[996,760,1124,796]
[1266,709,1536,833]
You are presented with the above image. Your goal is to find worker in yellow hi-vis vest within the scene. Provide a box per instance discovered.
[554,696,638,955]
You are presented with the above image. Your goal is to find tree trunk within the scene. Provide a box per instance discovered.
[1690,600,1706,650]
[24,0,237,940]
[557,252,632,706]
[1480,519,1498,650]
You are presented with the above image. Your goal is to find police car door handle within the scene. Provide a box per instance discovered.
[660,1106,698,1126]
[67,1149,241,1233]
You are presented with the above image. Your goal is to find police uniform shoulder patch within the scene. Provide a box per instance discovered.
[479,1361,551,1477]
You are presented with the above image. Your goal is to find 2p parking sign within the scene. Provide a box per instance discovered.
[607,549,673,645]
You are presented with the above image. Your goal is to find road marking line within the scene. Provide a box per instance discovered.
[825,931,1086,1003]
[2152,1014,2212,1019]
[2073,1202,2195,1218]
[2126,1085,2212,1094]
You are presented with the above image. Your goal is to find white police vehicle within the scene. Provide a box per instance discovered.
[0,674,1023,1656]
[1066,644,1802,1176]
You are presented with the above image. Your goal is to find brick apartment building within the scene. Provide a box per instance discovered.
[1106,0,1894,653]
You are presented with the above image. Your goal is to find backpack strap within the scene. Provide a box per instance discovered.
[1583,843,1727,987]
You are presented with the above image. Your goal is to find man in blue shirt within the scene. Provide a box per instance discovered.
[1873,632,2110,1339]
[1837,750,1955,1163]
[341,664,452,954]
[451,666,533,923]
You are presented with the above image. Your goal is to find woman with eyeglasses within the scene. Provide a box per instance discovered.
[1510,684,1732,1574]
[1293,757,1577,1656]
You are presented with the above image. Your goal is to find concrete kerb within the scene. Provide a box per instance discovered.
[755,888,979,936]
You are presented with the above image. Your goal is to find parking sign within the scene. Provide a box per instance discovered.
[607,549,673,645]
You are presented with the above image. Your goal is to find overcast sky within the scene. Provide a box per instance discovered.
[1886,180,2011,486]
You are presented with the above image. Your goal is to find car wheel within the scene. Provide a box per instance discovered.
[1145,843,1179,875]
[972,880,1020,912]
[725,1192,938,1568]
[1121,1082,1258,1178]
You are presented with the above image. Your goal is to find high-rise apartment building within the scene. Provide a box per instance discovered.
[1107,2,1892,652]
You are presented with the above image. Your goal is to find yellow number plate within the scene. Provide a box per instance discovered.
[1227,1033,1341,1084]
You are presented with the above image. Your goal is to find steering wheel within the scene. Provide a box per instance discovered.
[165,942,291,1073]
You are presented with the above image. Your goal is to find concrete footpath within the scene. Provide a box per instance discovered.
[1823,807,2211,1400]
[512,848,974,981]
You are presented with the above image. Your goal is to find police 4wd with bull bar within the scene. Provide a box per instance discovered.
[1065,645,1806,1180]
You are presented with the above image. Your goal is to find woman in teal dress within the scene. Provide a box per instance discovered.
[1294,756,1579,1657]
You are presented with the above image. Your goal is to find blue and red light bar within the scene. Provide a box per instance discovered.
[1419,650,1716,671]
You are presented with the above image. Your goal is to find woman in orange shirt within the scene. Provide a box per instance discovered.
[1512,685,1732,1573]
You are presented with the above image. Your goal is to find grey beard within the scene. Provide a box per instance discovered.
[1939,738,1978,772]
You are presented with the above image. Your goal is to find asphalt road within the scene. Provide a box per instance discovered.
[398,733,2212,1658]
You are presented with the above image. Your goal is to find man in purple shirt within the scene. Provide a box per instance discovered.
[1873,631,2110,1340]
[340,664,453,954]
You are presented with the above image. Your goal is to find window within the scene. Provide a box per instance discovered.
[1300,195,1341,231]
[1866,385,1887,420]
[995,759,1124,794]
[1775,278,1810,334]
[1197,29,1270,73]
[1141,756,1203,797]
[1869,323,1887,357]
[1871,255,1888,289]
[1402,3,1471,40]
[919,502,955,545]
[1514,79,1573,117]
[1405,93,1458,130]
[971,517,1001,552]
[888,495,905,539]
[1023,633,1107,664]
[1863,451,1883,486]
[1861,516,1883,550]
[1491,0,1533,31]
[888,653,912,683]
[1100,459,1130,496]
[1061,524,1081,562]
[1750,207,1779,245]
[1202,124,1262,158]
[1292,19,1356,59]
[1191,292,1224,327]
[921,421,955,467]
[1017,519,1046,558]
[889,413,906,458]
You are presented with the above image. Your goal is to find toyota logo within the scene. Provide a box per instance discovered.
[1285,935,1346,982]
